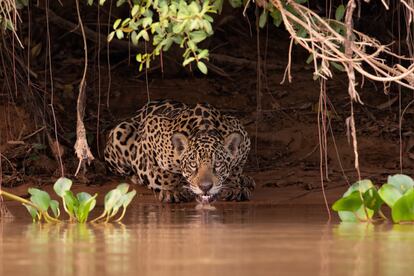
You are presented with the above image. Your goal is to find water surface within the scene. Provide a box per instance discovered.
[0,204,413,276]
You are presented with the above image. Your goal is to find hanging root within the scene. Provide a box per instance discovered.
[270,0,414,93]
[0,0,23,47]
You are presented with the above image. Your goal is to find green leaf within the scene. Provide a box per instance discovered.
[64,190,79,216]
[392,189,414,223]
[23,204,38,220]
[5,20,14,31]
[107,31,115,42]
[136,53,142,62]
[259,9,268,29]
[270,10,282,27]
[338,207,374,222]
[76,194,97,223]
[104,189,123,213]
[202,20,213,34]
[116,0,126,7]
[188,2,200,14]
[334,179,375,222]
[138,29,149,41]
[131,5,140,16]
[116,30,124,39]
[306,53,314,64]
[332,191,363,212]
[116,183,130,194]
[49,200,60,218]
[296,26,308,38]
[53,177,72,197]
[387,174,414,194]
[131,31,139,46]
[142,17,153,28]
[197,61,208,74]
[330,61,345,72]
[213,0,224,14]
[172,36,184,45]
[163,37,173,51]
[113,18,122,29]
[378,184,403,208]
[28,188,51,212]
[363,187,383,212]
[335,5,346,21]
[173,22,186,34]
[197,49,209,59]
[189,31,207,43]
[295,0,308,3]
[187,40,197,51]
[343,179,374,197]
[110,195,124,217]
[121,18,131,27]
[122,190,137,208]
[183,57,196,66]
[77,192,93,205]
[204,15,214,23]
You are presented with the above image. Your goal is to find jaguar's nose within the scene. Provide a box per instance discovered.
[199,181,213,193]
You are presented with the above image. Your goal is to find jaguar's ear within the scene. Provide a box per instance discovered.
[224,132,242,157]
[172,133,188,156]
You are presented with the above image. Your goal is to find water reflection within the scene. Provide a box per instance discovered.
[1,205,414,276]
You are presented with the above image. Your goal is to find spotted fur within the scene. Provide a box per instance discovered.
[104,100,255,203]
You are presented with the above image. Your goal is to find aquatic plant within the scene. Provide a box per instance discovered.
[0,177,136,223]
[332,174,414,224]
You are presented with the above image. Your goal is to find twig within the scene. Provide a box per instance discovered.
[22,126,45,140]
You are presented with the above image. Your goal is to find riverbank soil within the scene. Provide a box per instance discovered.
[1,2,412,207]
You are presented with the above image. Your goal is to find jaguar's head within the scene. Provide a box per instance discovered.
[172,130,242,203]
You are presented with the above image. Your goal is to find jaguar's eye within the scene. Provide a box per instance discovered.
[189,161,197,170]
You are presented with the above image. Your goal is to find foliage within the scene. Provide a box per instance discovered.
[88,0,353,75]
[332,174,414,224]
[94,0,219,74]
[0,177,137,223]
[92,183,137,223]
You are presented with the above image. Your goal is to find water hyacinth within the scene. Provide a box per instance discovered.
[0,177,137,223]
[332,174,414,224]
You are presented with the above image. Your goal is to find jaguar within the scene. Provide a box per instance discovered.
[104,99,255,203]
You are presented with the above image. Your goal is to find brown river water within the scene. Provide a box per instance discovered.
[1,203,414,276]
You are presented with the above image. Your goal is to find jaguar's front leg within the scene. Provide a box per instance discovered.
[157,181,195,203]
[219,174,255,201]
[148,170,195,203]
[132,153,195,203]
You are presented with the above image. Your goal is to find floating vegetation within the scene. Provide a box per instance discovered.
[0,177,136,223]
[332,174,414,224]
